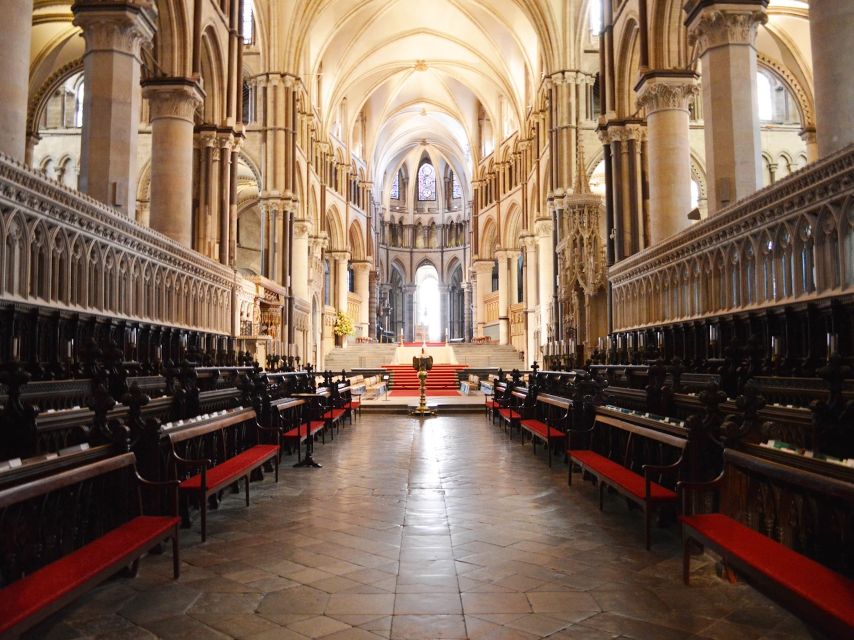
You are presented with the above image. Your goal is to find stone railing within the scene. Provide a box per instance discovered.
[609,145,854,331]
[0,153,237,333]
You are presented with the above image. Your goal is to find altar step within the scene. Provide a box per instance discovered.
[382,364,468,390]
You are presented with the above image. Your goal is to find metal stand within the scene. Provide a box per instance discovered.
[293,408,321,468]
[409,364,436,417]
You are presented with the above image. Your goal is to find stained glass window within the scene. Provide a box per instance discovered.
[452,172,462,199]
[417,163,436,201]
[390,172,399,199]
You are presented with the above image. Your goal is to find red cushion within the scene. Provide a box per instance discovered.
[681,514,854,628]
[521,420,564,440]
[487,400,500,409]
[308,420,325,434]
[0,515,179,635]
[322,408,346,420]
[498,408,520,420]
[282,426,307,439]
[180,445,279,492]
[570,450,676,500]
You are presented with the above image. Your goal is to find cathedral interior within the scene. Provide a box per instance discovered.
[0,1,852,639]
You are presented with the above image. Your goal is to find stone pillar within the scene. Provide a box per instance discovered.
[686,1,767,213]
[195,132,217,256]
[332,252,351,316]
[473,261,493,338]
[462,282,472,341]
[403,284,416,342]
[636,72,698,244]
[292,219,311,301]
[809,2,854,157]
[508,251,520,305]
[522,235,539,363]
[368,269,378,340]
[535,219,554,347]
[142,78,202,247]
[352,261,371,337]
[495,250,510,345]
[218,133,234,265]
[438,284,450,342]
[72,0,155,218]
[0,0,33,160]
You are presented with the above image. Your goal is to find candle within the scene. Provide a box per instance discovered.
[771,336,781,358]
[11,336,19,360]
[638,333,645,349]
[66,338,74,359]
[827,332,838,358]
[656,330,663,348]
[155,345,163,360]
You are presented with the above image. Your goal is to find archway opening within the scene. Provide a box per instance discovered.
[415,264,441,341]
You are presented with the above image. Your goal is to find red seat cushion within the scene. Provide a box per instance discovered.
[498,408,520,420]
[309,420,325,434]
[323,408,346,420]
[570,450,676,500]
[681,514,854,628]
[282,426,308,439]
[0,515,179,635]
[521,419,564,440]
[180,445,279,492]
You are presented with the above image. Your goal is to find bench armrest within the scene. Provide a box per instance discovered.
[171,450,210,468]
[677,472,725,515]
[643,460,682,474]
[135,471,180,516]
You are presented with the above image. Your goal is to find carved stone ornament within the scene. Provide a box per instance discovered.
[143,80,203,123]
[636,76,699,114]
[688,7,768,53]
[72,1,156,57]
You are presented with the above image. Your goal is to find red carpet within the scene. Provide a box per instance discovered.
[388,390,462,397]
[383,364,468,391]
[401,342,447,347]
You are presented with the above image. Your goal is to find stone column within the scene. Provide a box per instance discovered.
[72,0,155,218]
[438,284,450,342]
[291,219,311,302]
[636,72,698,244]
[142,78,202,247]
[332,252,351,315]
[522,235,539,363]
[462,282,473,342]
[495,250,510,345]
[508,251,520,305]
[195,132,217,256]
[403,284,417,342]
[473,261,493,338]
[809,2,854,157]
[0,0,33,160]
[535,219,554,347]
[218,133,234,265]
[368,269,378,339]
[352,261,371,337]
[686,1,767,213]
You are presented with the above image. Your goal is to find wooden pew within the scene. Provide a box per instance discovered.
[165,407,279,541]
[568,407,689,549]
[0,452,180,638]
[679,448,854,638]
[519,393,571,466]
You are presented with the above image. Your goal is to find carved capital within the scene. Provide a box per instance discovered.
[472,259,495,275]
[142,78,203,123]
[534,218,554,238]
[72,0,156,58]
[636,73,698,114]
[687,4,768,53]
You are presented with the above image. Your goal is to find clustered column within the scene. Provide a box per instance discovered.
[142,78,203,247]
[522,235,539,363]
[473,260,494,339]
[686,0,767,213]
[351,261,371,337]
[535,219,554,346]
[72,0,155,219]
[495,251,510,345]
[636,72,698,244]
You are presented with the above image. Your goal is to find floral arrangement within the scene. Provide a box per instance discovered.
[333,311,354,337]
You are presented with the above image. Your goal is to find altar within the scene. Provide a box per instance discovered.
[391,344,458,365]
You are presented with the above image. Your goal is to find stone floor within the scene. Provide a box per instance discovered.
[27,414,813,640]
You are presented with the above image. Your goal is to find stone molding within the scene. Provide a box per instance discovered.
[687,5,767,53]
[142,79,203,123]
[636,74,699,114]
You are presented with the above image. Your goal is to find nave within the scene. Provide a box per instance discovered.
[24,414,810,640]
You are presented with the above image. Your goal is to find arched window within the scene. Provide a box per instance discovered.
[390,171,400,199]
[756,69,801,125]
[452,172,462,199]
[241,0,255,45]
[589,0,602,36]
[417,163,436,201]
[757,72,773,121]
[74,82,85,128]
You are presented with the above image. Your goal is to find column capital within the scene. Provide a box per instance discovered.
[350,260,372,273]
[685,1,768,53]
[799,126,817,145]
[472,259,495,275]
[293,219,313,238]
[328,251,351,263]
[533,218,554,238]
[520,234,538,251]
[72,0,156,58]
[142,78,203,123]
[635,72,698,115]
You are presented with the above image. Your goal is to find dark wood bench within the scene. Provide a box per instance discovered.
[568,408,688,549]
[0,452,180,638]
[519,393,571,466]
[167,407,279,541]
[679,448,854,638]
